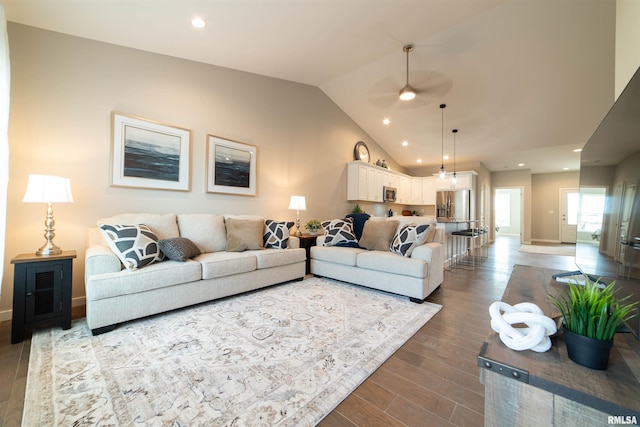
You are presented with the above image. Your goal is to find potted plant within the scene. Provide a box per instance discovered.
[304,219,322,235]
[548,277,638,370]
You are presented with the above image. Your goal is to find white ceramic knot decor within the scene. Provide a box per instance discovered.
[489,301,557,352]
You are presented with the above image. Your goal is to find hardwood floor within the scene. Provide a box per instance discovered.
[0,236,577,426]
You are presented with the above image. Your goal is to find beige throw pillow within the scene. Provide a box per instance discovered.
[358,220,398,251]
[225,218,264,252]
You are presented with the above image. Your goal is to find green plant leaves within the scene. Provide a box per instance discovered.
[548,277,638,341]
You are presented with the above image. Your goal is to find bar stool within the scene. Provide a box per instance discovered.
[451,228,479,269]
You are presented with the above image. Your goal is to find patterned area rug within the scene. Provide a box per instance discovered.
[519,244,575,257]
[24,277,441,426]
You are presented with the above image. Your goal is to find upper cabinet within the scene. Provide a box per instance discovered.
[347,161,471,205]
[434,172,475,191]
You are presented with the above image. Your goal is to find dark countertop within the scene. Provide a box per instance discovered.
[478,265,640,417]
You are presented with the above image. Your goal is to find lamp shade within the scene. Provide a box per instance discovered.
[22,174,74,203]
[288,195,306,211]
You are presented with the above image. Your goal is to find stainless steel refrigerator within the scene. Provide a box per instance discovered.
[436,190,470,221]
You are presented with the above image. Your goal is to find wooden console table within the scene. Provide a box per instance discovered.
[478,265,640,426]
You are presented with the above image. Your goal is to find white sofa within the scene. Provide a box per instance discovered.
[310,216,445,302]
[85,213,306,334]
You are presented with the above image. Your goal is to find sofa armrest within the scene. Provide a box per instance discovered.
[432,228,445,245]
[411,242,442,264]
[288,236,300,249]
[85,245,122,282]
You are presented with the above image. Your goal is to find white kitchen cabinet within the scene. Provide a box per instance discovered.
[435,171,474,190]
[411,178,423,205]
[422,177,436,205]
[347,161,472,205]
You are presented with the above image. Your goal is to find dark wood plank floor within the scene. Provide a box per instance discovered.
[0,236,577,426]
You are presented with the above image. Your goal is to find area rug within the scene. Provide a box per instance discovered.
[23,277,441,426]
[518,244,575,257]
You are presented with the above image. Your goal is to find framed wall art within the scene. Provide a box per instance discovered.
[206,135,257,196]
[111,112,191,191]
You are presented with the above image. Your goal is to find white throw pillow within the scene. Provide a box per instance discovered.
[390,224,430,257]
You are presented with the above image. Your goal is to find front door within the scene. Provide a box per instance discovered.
[560,188,578,243]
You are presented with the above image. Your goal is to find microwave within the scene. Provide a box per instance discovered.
[383,186,397,203]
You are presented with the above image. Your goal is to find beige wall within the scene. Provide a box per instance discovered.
[531,172,579,242]
[0,23,402,317]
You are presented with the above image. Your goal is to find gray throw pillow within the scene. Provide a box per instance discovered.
[158,237,201,262]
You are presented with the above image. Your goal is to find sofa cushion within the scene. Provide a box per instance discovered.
[390,224,430,257]
[97,213,179,240]
[177,214,226,253]
[197,251,257,279]
[263,220,294,249]
[253,248,306,269]
[356,251,428,279]
[321,218,358,247]
[226,218,265,252]
[158,237,201,262]
[98,224,165,270]
[86,260,202,301]
[358,220,398,251]
[310,245,365,266]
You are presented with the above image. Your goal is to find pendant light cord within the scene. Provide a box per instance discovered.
[440,104,446,171]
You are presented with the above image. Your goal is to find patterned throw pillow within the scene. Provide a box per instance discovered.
[99,224,165,270]
[158,237,201,262]
[321,218,358,247]
[390,224,430,257]
[264,220,295,249]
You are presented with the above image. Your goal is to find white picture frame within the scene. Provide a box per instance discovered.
[111,112,191,191]
[206,135,257,196]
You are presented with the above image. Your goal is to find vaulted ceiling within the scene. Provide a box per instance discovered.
[2,0,618,174]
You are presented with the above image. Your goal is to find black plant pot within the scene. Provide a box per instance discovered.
[563,326,613,370]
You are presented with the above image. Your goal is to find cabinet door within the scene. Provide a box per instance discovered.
[422,177,436,205]
[411,178,423,205]
[25,264,62,323]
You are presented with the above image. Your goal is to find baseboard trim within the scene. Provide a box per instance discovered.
[530,239,562,244]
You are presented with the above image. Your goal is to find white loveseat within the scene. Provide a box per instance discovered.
[85,213,305,334]
[310,216,445,302]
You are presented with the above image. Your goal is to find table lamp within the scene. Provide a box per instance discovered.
[22,174,74,255]
[288,195,306,237]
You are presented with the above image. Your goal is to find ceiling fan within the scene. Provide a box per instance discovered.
[367,44,452,109]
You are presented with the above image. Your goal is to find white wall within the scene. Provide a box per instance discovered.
[0,24,400,316]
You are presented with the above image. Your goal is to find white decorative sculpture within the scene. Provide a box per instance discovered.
[489,301,557,352]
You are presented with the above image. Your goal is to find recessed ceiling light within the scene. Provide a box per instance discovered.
[383,118,390,125]
[563,167,570,171]
[417,158,422,163]
[402,141,408,147]
[191,17,206,28]
[443,155,449,160]
[573,148,582,153]
[518,163,525,167]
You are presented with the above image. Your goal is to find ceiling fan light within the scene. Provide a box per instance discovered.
[399,84,416,101]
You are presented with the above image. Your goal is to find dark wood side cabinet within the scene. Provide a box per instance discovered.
[10,251,76,344]
[297,234,317,275]
[478,265,640,425]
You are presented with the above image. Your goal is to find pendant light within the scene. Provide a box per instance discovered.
[399,45,416,101]
[452,129,458,185]
[439,104,446,178]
